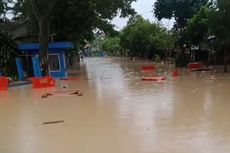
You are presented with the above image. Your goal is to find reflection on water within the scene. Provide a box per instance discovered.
[1,57,230,153]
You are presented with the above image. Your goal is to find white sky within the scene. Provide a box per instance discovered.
[112,0,174,30]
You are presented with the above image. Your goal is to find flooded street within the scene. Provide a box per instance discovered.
[1,57,230,153]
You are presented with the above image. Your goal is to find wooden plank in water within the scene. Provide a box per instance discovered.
[43,120,65,125]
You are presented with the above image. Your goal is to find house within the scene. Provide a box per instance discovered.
[16,42,74,80]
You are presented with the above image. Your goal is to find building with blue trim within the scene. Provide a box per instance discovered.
[16,42,74,80]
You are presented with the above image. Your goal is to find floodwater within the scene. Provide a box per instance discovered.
[1,57,230,153]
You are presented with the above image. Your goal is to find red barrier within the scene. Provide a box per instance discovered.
[141,65,156,72]
[172,70,180,77]
[30,77,55,88]
[0,77,9,90]
[142,76,166,81]
[188,63,202,70]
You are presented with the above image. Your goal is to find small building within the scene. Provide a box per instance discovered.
[16,42,74,80]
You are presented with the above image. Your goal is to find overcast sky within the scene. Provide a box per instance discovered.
[112,0,174,30]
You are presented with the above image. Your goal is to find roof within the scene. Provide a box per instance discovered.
[0,20,29,39]
[18,42,74,51]
[0,20,27,31]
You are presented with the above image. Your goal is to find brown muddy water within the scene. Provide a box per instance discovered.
[0,57,230,153]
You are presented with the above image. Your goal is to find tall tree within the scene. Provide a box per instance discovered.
[29,0,60,76]
[120,15,173,59]
[0,0,4,16]
[13,0,136,75]
[208,0,230,72]
[154,0,208,30]
[154,0,208,46]
[186,6,209,45]
[0,30,17,77]
[101,36,122,56]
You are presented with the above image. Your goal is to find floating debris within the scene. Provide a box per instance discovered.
[41,93,53,98]
[43,120,65,125]
[41,90,83,98]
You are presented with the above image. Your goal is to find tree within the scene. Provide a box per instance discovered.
[102,37,122,56]
[208,0,230,72]
[186,6,209,46]
[13,0,136,75]
[0,0,4,16]
[0,30,17,77]
[120,15,173,59]
[154,0,208,46]
[154,0,208,30]
[29,0,60,76]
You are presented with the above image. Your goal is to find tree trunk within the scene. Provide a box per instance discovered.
[39,18,49,76]
[223,41,230,73]
[224,55,228,73]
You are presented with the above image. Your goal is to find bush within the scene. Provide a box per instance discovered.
[0,30,17,78]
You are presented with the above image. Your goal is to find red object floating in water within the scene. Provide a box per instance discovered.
[0,77,9,90]
[141,65,156,72]
[142,76,166,81]
[30,77,55,88]
[172,70,180,77]
[188,63,202,70]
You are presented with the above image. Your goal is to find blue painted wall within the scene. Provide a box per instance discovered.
[17,42,73,79]
[32,56,42,77]
[49,50,67,78]
[16,58,25,80]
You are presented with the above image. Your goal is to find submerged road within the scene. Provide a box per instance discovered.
[1,57,230,153]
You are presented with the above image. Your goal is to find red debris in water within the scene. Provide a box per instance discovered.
[172,70,180,77]
[30,77,56,88]
[0,77,9,91]
[188,63,202,70]
[141,65,156,73]
[142,76,166,81]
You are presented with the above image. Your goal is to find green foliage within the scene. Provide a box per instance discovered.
[120,15,173,58]
[207,0,230,72]
[13,0,34,20]
[91,35,104,52]
[13,0,136,43]
[154,54,161,63]
[154,0,208,47]
[11,0,136,74]
[93,0,136,19]
[0,30,17,77]
[186,6,209,45]
[53,0,95,42]
[102,37,122,56]
[154,0,208,30]
[0,0,4,16]
[207,0,230,41]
